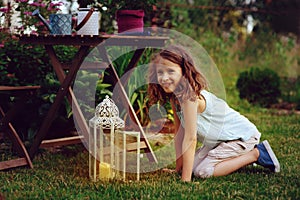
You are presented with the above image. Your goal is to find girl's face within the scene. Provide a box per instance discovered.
[156,57,183,93]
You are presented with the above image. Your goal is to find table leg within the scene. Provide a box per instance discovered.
[29,45,90,159]
[45,45,90,141]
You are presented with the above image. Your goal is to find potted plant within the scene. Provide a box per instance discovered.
[77,0,95,8]
[101,0,157,34]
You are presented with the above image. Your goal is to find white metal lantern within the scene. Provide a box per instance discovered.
[89,95,125,181]
[89,95,141,182]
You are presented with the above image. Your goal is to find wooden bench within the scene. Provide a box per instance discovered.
[0,85,40,170]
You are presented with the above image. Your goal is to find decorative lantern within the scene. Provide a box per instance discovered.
[88,95,141,181]
[89,95,124,181]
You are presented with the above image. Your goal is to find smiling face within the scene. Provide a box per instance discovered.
[156,57,183,93]
[148,45,208,106]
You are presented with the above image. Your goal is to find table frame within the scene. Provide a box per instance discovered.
[18,34,167,163]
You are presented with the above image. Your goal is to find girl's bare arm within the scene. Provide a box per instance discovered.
[181,100,198,182]
[170,99,183,173]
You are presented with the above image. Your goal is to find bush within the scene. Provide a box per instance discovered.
[236,67,281,107]
[280,76,300,110]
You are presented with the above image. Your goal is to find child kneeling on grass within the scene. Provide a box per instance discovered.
[147,45,280,182]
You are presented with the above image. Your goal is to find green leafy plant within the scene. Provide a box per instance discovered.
[280,76,300,110]
[102,0,156,11]
[94,0,157,33]
[75,70,112,120]
[78,0,96,8]
[236,67,281,107]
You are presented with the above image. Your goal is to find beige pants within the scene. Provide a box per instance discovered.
[193,132,261,178]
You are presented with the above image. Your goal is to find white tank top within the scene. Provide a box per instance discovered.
[177,90,259,148]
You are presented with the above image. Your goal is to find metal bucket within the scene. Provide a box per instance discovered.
[49,14,72,35]
[77,8,100,35]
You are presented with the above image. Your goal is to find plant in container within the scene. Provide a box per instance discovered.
[77,0,95,8]
[102,0,157,34]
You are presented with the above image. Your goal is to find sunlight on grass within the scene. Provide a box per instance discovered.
[1,107,299,199]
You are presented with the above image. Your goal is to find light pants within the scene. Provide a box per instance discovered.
[193,132,261,178]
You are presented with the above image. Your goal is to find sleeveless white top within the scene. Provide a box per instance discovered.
[177,90,259,149]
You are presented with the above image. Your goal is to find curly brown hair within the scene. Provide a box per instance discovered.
[148,45,208,106]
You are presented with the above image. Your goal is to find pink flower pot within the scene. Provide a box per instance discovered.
[116,10,144,33]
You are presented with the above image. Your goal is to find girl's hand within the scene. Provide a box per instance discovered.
[162,168,177,174]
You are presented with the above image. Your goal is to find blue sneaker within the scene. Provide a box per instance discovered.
[256,140,280,172]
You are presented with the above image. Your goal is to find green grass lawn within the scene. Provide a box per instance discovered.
[0,100,299,199]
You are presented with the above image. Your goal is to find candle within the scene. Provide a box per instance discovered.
[99,162,111,180]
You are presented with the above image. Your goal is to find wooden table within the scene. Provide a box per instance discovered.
[18,34,168,163]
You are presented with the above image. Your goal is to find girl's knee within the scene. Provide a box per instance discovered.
[193,166,214,178]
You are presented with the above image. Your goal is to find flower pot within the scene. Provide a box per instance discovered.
[115,10,144,33]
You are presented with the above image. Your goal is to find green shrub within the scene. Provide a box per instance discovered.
[236,67,281,107]
[280,76,300,110]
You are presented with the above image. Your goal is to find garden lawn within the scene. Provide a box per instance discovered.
[0,105,299,199]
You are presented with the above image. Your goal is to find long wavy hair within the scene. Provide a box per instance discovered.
[148,45,208,106]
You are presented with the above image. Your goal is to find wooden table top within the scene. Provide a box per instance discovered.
[17,34,168,47]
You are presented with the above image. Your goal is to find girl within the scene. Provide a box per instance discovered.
[148,45,280,182]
